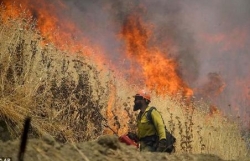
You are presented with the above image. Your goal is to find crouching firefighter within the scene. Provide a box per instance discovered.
[127,90,176,153]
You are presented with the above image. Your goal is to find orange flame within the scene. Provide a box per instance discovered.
[104,82,129,135]
[1,0,107,65]
[1,0,122,133]
[104,82,117,134]
[120,12,193,97]
[2,1,193,97]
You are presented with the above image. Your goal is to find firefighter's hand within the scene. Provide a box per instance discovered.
[127,132,138,142]
[156,139,167,152]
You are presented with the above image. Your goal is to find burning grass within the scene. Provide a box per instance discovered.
[0,4,249,161]
[0,7,111,142]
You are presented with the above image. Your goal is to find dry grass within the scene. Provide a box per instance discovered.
[0,6,110,142]
[151,95,249,160]
[0,4,249,161]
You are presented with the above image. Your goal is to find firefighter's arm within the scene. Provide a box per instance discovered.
[151,110,166,140]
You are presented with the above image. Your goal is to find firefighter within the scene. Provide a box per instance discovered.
[128,89,168,152]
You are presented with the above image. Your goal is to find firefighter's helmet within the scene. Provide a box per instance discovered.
[134,89,151,101]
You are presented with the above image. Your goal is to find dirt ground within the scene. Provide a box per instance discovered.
[1,135,248,161]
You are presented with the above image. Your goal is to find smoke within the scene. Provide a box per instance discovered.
[178,0,250,127]
[59,0,136,63]
[58,0,250,126]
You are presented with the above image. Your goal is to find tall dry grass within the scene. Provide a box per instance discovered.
[151,95,249,160]
[0,5,112,142]
[0,4,249,160]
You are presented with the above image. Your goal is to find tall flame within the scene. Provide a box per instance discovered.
[2,1,193,97]
[120,12,193,97]
[1,0,107,65]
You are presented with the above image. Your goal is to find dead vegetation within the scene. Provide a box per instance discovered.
[0,4,249,161]
[0,5,111,142]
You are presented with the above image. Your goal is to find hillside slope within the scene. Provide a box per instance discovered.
[0,135,233,161]
[0,4,249,161]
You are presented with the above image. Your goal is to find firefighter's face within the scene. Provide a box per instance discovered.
[133,96,143,111]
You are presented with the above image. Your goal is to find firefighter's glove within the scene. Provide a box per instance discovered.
[156,139,167,152]
[127,132,138,142]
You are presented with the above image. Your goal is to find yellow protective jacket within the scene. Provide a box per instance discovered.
[137,106,166,140]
